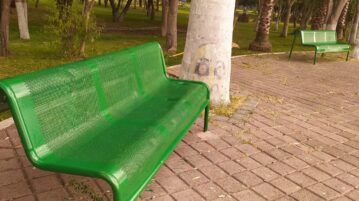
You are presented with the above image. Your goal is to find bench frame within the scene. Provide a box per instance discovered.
[288,30,350,65]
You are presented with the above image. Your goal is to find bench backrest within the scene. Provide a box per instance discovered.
[0,42,167,159]
[300,30,337,45]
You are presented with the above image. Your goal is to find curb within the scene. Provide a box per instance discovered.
[0,117,14,130]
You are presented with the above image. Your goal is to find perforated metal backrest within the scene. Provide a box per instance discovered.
[0,42,166,156]
[301,30,337,44]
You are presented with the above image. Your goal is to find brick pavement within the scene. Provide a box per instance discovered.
[1,52,359,201]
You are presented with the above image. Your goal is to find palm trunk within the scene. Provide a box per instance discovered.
[349,1,359,44]
[161,0,168,37]
[311,0,329,30]
[166,0,178,53]
[326,0,349,30]
[281,0,294,37]
[336,1,349,40]
[0,0,11,56]
[15,0,30,40]
[249,0,275,52]
[181,0,236,106]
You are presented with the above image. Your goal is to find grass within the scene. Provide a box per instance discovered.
[0,1,310,120]
[211,96,247,117]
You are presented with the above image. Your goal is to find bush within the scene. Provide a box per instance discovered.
[45,2,101,58]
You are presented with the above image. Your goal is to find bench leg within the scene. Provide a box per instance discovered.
[204,105,209,132]
[313,50,318,65]
[346,51,350,61]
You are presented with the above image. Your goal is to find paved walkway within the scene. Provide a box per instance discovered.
[1,53,359,201]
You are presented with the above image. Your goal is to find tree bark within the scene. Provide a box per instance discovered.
[15,0,30,40]
[80,0,96,57]
[349,0,359,44]
[109,0,121,21]
[118,0,133,21]
[156,0,159,11]
[311,0,329,30]
[161,0,168,37]
[352,38,359,59]
[35,0,39,7]
[139,0,142,7]
[0,0,11,56]
[299,1,314,30]
[181,0,236,106]
[326,0,349,30]
[249,0,274,52]
[275,0,282,32]
[280,0,295,37]
[105,0,108,7]
[134,0,136,8]
[166,0,178,53]
[336,1,349,40]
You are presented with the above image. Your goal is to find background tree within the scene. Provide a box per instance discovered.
[311,0,329,30]
[80,0,96,57]
[161,0,168,36]
[181,0,236,105]
[15,0,30,40]
[336,1,350,40]
[0,0,11,56]
[299,0,315,29]
[274,0,283,32]
[349,0,359,44]
[280,0,295,37]
[326,0,349,30]
[249,0,275,52]
[166,0,178,53]
[118,0,134,21]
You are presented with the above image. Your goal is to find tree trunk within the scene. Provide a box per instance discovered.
[15,0,30,40]
[0,0,11,56]
[349,1,359,44]
[156,0,159,11]
[255,0,262,31]
[118,0,133,21]
[336,1,349,40]
[326,0,349,30]
[139,0,142,7]
[134,0,136,8]
[166,0,178,53]
[105,0,108,7]
[109,0,121,21]
[275,0,282,32]
[249,0,274,52]
[311,0,329,30]
[35,0,39,7]
[299,1,314,30]
[80,0,96,57]
[148,0,155,20]
[161,0,168,37]
[98,0,101,6]
[181,0,236,106]
[280,0,294,37]
[352,38,359,59]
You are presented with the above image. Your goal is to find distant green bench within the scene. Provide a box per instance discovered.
[289,30,351,64]
[0,42,210,201]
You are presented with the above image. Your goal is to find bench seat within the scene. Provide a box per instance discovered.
[0,42,210,201]
[304,43,350,53]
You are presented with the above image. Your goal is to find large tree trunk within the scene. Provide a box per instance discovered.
[326,0,349,30]
[80,0,96,57]
[299,1,314,30]
[280,0,295,37]
[353,38,359,59]
[349,0,359,44]
[148,0,155,20]
[118,0,133,21]
[15,0,30,40]
[0,0,11,56]
[181,0,235,105]
[336,1,349,40]
[166,0,178,53]
[249,0,274,52]
[311,0,329,30]
[109,0,120,21]
[161,0,168,37]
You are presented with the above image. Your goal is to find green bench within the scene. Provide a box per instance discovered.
[0,42,210,201]
[289,30,351,64]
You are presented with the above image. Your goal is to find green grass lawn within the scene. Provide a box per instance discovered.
[0,1,310,120]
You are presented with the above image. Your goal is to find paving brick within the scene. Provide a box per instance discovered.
[220,147,245,160]
[267,161,295,176]
[200,165,228,180]
[331,197,353,201]
[195,182,227,200]
[32,175,63,193]
[0,169,24,187]
[233,171,263,187]
[183,154,212,168]
[233,189,266,201]
[302,167,331,182]
[172,189,204,201]
[254,140,275,151]
[330,159,356,172]
[252,166,280,181]
[296,154,321,165]
[337,173,359,188]
[13,195,36,201]
[252,182,284,201]
[235,144,260,156]
[24,167,54,180]
[0,148,15,160]
[0,181,32,200]
[250,152,276,165]
[270,177,301,195]
[265,149,291,160]
[207,139,231,151]
[157,176,188,193]
[175,142,198,157]
[280,145,305,156]
[140,182,167,200]
[192,142,216,154]
[218,160,244,175]
[154,165,174,179]
[346,189,359,201]
[215,177,246,193]
[203,150,229,164]
[236,157,262,170]
[290,189,325,201]
[308,183,340,200]
[179,169,209,186]
[37,188,69,201]
[283,157,309,170]
[0,158,21,172]
[286,172,316,187]
[315,163,343,177]
[311,151,335,162]
[323,178,353,194]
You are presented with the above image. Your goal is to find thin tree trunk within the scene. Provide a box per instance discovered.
[249,0,275,52]
[281,0,294,37]
[156,0,159,11]
[352,38,359,59]
[118,0,133,21]
[139,0,142,7]
[349,1,359,44]
[161,0,168,37]
[336,1,349,40]
[98,0,101,6]
[181,0,236,106]
[311,0,329,30]
[35,0,39,7]
[105,0,108,7]
[0,0,11,56]
[80,0,96,57]
[134,0,136,8]
[166,0,178,53]
[326,0,349,30]
[15,0,30,40]
[255,0,262,31]
[275,0,282,32]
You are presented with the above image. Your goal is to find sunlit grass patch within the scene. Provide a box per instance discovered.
[211,96,247,117]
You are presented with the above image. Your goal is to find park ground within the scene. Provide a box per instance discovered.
[1,52,359,201]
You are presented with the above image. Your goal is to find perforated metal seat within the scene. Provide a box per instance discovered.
[289,30,351,64]
[0,42,210,201]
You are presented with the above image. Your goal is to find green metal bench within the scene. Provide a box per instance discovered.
[0,42,210,201]
[289,30,351,64]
